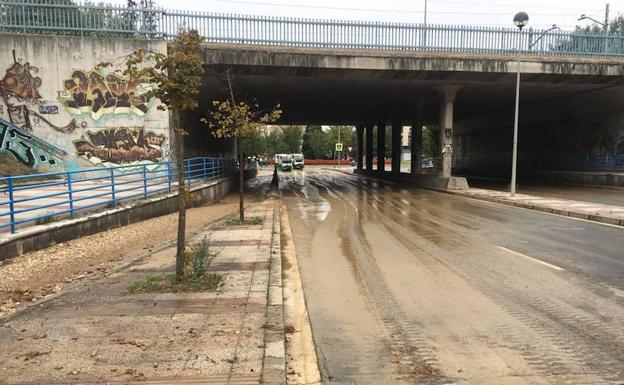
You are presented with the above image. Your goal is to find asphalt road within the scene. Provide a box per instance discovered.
[277,168,624,385]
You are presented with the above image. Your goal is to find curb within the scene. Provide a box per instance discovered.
[339,169,624,228]
[262,200,287,385]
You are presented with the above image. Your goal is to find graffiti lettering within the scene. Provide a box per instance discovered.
[38,105,59,115]
[73,127,165,166]
[61,69,153,121]
[0,118,60,168]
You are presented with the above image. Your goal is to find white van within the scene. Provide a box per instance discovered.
[274,154,293,171]
[292,153,304,169]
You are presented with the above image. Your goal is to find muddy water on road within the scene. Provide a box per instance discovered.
[280,169,624,385]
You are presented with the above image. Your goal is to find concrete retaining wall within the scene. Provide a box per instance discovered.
[0,33,170,172]
[0,177,234,261]
[531,170,624,187]
[353,169,468,190]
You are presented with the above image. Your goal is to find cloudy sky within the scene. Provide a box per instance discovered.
[108,0,621,31]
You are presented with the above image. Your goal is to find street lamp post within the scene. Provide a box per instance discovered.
[510,12,528,197]
[578,4,610,54]
[510,14,559,197]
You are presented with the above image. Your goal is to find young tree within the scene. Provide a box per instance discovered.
[209,73,281,222]
[107,30,204,281]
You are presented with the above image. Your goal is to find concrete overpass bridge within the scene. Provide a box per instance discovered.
[198,44,624,187]
[3,2,624,186]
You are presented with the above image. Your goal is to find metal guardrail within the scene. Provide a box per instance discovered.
[0,157,234,234]
[1,1,623,57]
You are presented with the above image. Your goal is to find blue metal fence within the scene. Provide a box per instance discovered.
[1,1,623,57]
[0,157,233,234]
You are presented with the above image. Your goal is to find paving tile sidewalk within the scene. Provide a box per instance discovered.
[450,187,624,226]
[0,199,283,385]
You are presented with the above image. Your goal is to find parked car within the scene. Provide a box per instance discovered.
[274,153,293,171]
[292,153,305,169]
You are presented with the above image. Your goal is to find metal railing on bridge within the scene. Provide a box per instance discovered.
[0,157,234,235]
[1,1,623,57]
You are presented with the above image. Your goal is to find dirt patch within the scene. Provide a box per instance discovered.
[0,198,239,317]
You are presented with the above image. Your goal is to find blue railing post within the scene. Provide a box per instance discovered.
[186,160,192,188]
[67,172,75,218]
[211,158,216,180]
[142,164,148,198]
[167,161,172,193]
[203,157,207,182]
[110,168,117,205]
[7,177,16,234]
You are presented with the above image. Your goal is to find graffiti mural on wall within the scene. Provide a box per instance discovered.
[60,68,154,121]
[0,50,76,133]
[0,118,63,168]
[73,127,165,167]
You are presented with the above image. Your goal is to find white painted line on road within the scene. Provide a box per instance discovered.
[497,246,565,272]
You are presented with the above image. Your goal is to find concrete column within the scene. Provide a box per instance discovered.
[356,125,364,170]
[377,121,386,173]
[365,124,374,171]
[410,103,423,174]
[437,86,460,178]
[391,119,401,174]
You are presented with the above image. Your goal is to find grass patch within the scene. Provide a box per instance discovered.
[35,213,57,225]
[130,272,224,293]
[130,238,224,293]
[224,216,263,226]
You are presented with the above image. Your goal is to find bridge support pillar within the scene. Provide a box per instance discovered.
[437,86,460,178]
[411,103,423,174]
[356,125,364,170]
[377,121,386,173]
[365,124,374,171]
[391,119,402,174]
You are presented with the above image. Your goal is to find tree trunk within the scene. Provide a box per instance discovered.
[239,138,244,222]
[174,123,186,281]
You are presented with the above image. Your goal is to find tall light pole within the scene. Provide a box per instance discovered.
[510,11,528,196]
[423,0,428,48]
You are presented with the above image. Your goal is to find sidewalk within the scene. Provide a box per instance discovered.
[0,199,285,385]
[452,187,624,226]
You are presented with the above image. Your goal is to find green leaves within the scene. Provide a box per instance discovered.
[209,99,281,140]
[111,30,205,114]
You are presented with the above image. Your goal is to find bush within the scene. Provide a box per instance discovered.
[130,238,223,293]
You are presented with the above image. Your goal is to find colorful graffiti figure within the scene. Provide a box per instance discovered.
[0,50,76,133]
[60,69,154,121]
[73,127,165,166]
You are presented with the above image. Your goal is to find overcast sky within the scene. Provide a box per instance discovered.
[108,0,622,31]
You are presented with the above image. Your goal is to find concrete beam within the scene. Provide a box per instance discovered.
[391,119,402,174]
[437,85,461,178]
[356,125,364,170]
[411,102,423,174]
[377,121,386,173]
[203,44,624,80]
[365,124,374,171]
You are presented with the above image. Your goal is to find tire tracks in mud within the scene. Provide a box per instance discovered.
[378,199,624,384]
[310,179,451,385]
[282,170,624,384]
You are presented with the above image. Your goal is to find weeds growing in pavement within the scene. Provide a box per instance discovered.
[130,238,223,293]
[224,216,263,226]
[35,213,57,225]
